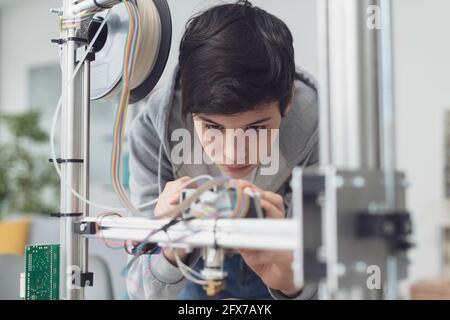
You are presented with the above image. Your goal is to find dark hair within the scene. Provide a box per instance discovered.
[179,0,297,119]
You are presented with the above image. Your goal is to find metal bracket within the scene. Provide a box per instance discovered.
[51,212,83,218]
[356,211,414,251]
[76,46,96,63]
[49,158,84,164]
[73,271,94,288]
[73,221,97,235]
[51,37,88,45]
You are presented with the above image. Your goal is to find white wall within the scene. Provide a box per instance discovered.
[159,0,317,89]
[393,0,450,288]
[0,0,59,113]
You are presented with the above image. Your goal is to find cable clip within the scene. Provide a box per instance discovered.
[73,271,94,288]
[51,212,83,218]
[51,38,65,45]
[73,221,97,235]
[51,37,88,45]
[49,158,84,164]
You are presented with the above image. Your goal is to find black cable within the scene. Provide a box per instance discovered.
[133,216,180,256]
[121,216,194,276]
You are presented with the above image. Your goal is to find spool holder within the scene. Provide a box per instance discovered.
[87,0,172,103]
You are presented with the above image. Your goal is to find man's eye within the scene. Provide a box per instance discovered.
[245,126,265,131]
[205,123,223,130]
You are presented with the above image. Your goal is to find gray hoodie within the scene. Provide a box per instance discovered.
[126,65,319,300]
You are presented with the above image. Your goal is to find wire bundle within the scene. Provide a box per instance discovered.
[60,8,101,31]
[109,0,161,213]
[111,0,142,213]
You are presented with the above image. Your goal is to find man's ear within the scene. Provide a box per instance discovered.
[283,85,296,116]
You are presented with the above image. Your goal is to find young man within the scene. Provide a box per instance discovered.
[127,0,318,300]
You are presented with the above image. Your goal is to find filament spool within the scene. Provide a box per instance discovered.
[88,0,172,104]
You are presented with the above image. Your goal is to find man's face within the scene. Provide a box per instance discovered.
[192,102,283,178]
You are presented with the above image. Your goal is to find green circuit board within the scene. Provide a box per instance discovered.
[25,244,60,300]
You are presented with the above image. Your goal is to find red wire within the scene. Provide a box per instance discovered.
[95,212,126,249]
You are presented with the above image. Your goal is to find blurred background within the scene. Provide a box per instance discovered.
[0,0,449,299]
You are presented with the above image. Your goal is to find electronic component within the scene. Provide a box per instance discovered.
[180,187,265,219]
[201,247,227,296]
[177,185,266,296]
[24,244,60,300]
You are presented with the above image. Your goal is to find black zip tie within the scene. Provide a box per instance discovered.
[49,158,84,164]
[51,38,65,45]
[130,216,196,258]
[51,37,88,45]
[51,212,83,218]
[161,217,182,233]
[132,216,187,256]
[78,272,94,287]
[67,37,88,43]
[123,215,196,277]
[160,216,195,249]
[161,216,196,233]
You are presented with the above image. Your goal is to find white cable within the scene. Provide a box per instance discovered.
[159,213,210,285]
[177,260,208,285]
[170,241,208,285]
[180,261,205,280]
[51,93,212,212]
[157,143,163,195]
[171,241,205,279]
[51,10,130,212]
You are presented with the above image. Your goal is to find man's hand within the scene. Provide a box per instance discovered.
[154,176,195,217]
[233,180,301,297]
[154,176,196,266]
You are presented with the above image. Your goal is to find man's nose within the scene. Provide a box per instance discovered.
[223,134,247,164]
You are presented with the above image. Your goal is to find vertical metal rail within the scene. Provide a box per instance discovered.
[378,0,397,211]
[81,58,91,287]
[317,0,332,168]
[316,0,395,299]
[59,0,86,300]
[291,168,304,290]
[378,0,398,300]
[317,0,337,299]
[317,0,341,299]
[324,0,381,170]
[323,166,338,299]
